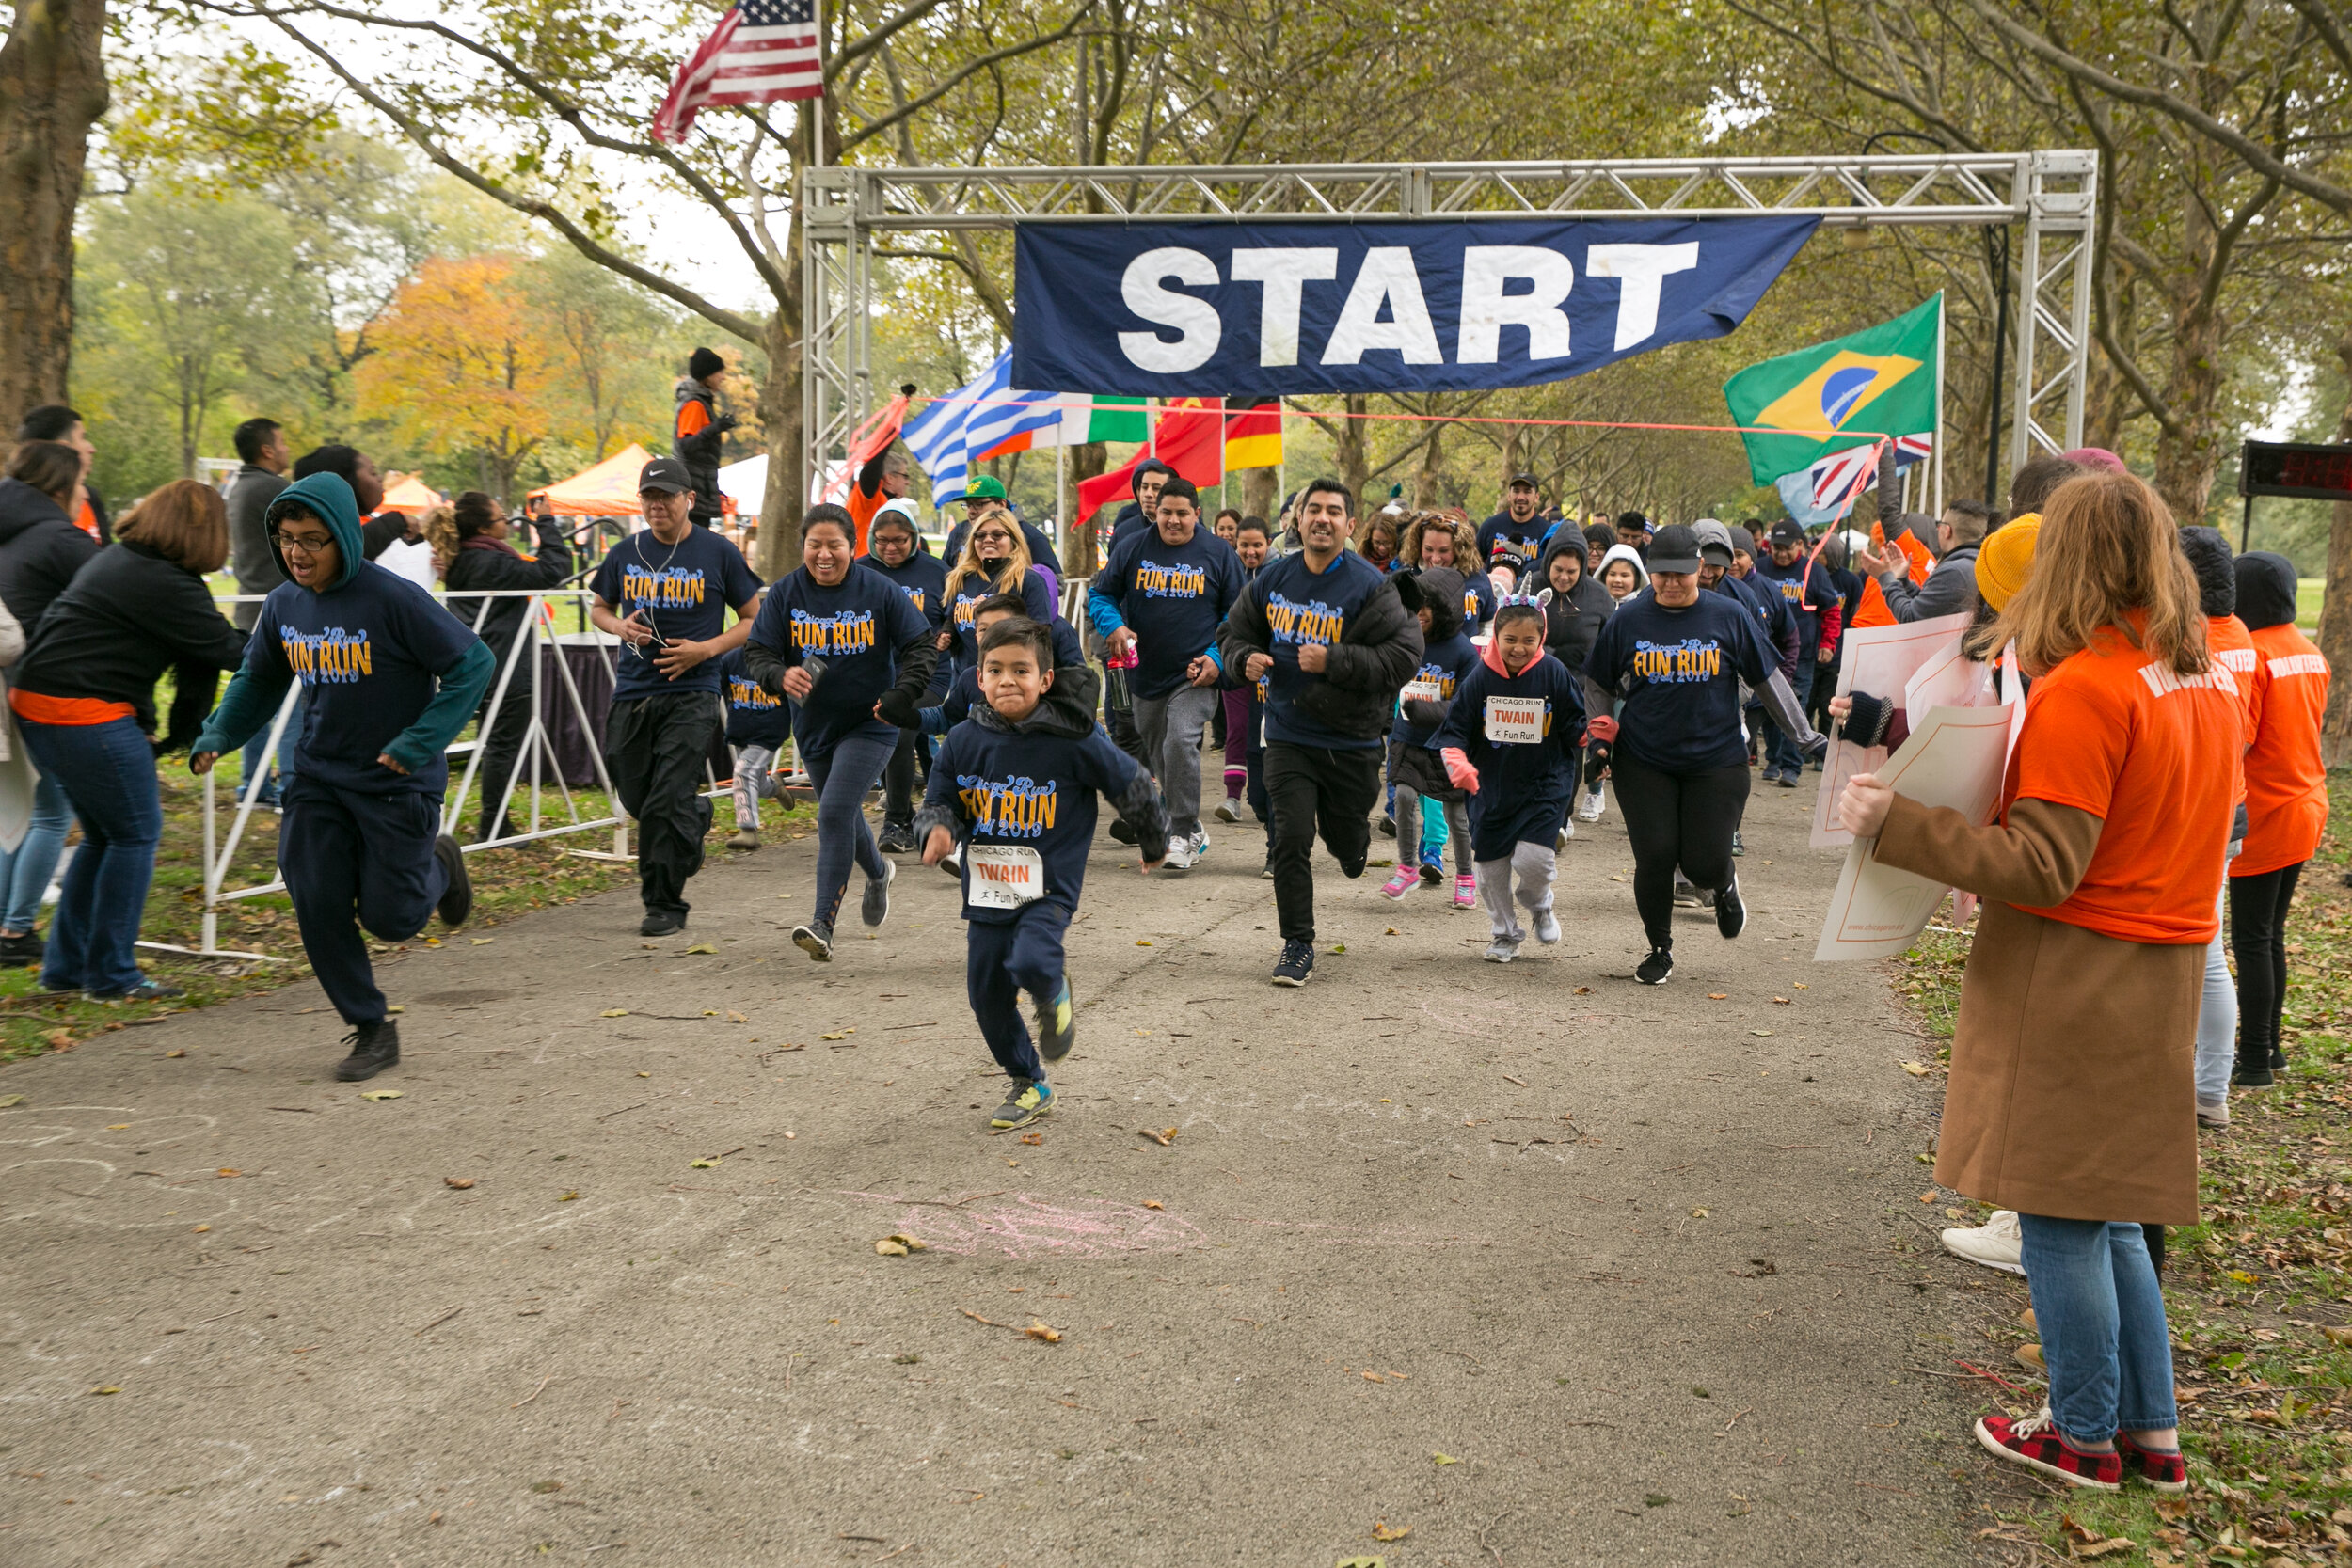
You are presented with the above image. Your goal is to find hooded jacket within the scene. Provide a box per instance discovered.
[195,471,495,784]
[2233,551,2298,632]
[1106,459,1176,553]
[674,376,728,521]
[1535,538,1612,673]
[1218,548,1424,744]
[2178,528,2237,619]
[1877,540,1981,625]
[1596,543,1650,598]
[0,476,102,641]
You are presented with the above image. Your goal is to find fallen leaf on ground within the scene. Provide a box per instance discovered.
[359,1089,403,1101]
[1750,1030,1773,1037]
[599,1008,629,1018]
[215,1167,240,1178]
[1142,1200,1164,1211]
[1023,1321,1062,1343]
[165,1050,184,1057]
[1135,940,1152,947]
[2322,1326,2352,1348]
[726,1011,748,1024]
[690,1158,720,1169]
[685,944,717,955]
[1772,996,1790,1006]
[1919,1191,1936,1203]
[1372,1520,1412,1542]
[821,1032,848,1040]
[1574,986,1592,995]
[1708,992,1728,1000]
[44,1028,72,1048]
[444,1177,475,1190]
[1691,1207,1710,1218]
[192,1224,210,1233]
[1901,1061,1931,1076]
[1431,1452,1458,1465]
[470,938,493,945]
[1362,1370,1384,1382]
[636,1071,651,1078]
[1384,927,1398,936]
[2016,1344,2045,1370]
[89,1386,119,1396]
[1137,1128,1177,1147]
[874,1232,927,1256]
[107,1122,130,1131]
[1019,1132,1042,1147]
[0,1094,23,1107]
[1329,943,1346,954]
[558,1190,579,1201]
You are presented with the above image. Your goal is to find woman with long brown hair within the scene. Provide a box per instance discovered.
[941,504,1053,669]
[1836,469,2239,1493]
[11,480,250,999]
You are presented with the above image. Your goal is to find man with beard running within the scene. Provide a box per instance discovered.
[1219,478,1423,987]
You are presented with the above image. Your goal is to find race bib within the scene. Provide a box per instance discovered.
[964,844,1044,909]
[1400,678,1442,704]
[1484,695,1547,744]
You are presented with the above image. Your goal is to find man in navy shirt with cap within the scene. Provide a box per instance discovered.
[1476,474,1548,581]
[1745,518,1843,785]
[589,456,763,934]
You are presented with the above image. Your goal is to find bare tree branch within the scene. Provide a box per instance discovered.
[834,1,1099,154]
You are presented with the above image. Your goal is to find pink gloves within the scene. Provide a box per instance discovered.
[1441,747,1481,793]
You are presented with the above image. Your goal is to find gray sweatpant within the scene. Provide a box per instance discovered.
[1134,684,1219,838]
[1476,842,1557,943]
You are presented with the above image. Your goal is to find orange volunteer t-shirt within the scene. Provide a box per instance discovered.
[1998,622,2242,944]
[2234,624,2329,876]
[675,398,711,441]
[2206,613,2258,800]
[847,476,885,556]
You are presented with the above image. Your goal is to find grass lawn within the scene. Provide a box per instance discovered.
[2298,578,2324,633]
[0,751,814,1064]
[1896,777,2352,1563]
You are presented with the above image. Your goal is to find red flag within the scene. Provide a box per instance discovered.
[1076,399,1226,517]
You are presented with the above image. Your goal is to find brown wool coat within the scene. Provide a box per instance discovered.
[1876,796,2203,1226]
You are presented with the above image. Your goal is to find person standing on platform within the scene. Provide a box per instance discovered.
[673,346,737,529]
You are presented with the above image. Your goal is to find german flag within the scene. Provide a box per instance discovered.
[1223,401,1282,471]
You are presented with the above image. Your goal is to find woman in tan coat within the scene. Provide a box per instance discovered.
[1836,470,2238,1495]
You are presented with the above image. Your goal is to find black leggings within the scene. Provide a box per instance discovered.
[2230,861,2306,1066]
[882,728,920,828]
[1612,752,1750,948]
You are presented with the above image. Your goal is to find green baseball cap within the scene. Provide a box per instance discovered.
[959,475,1007,502]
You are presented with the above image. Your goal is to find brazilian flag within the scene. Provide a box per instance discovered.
[1724,294,1941,487]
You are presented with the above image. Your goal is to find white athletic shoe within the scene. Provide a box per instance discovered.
[1533,908,1560,944]
[1940,1209,2026,1275]
[1190,827,1210,862]
[1556,817,1575,847]
[1576,787,1606,823]
[1214,798,1242,824]
[1163,835,1196,873]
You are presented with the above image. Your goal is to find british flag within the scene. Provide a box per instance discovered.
[651,0,823,146]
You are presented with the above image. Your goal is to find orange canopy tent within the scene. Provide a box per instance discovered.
[376,473,445,515]
[528,444,656,517]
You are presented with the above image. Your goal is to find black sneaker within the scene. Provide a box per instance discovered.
[1108,818,1138,845]
[1260,858,1276,881]
[2233,1055,2275,1089]
[334,1019,400,1082]
[1716,875,1746,939]
[793,922,834,962]
[1636,946,1674,985]
[1338,848,1368,879]
[1731,832,1745,858]
[1034,977,1075,1063]
[86,978,185,1003]
[877,824,915,854]
[1774,772,1799,789]
[434,834,473,927]
[640,909,686,937]
[990,1078,1053,1131]
[1271,940,1314,987]
[1378,815,1396,837]
[0,930,43,969]
[2269,1043,2287,1070]
[862,859,894,928]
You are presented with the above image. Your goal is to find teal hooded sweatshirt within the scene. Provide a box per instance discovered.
[195,471,494,795]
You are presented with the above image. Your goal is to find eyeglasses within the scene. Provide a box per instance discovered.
[273,531,335,555]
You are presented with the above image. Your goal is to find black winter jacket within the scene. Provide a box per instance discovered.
[1217,558,1424,743]
[12,541,250,749]
[0,478,102,640]
[444,525,578,667]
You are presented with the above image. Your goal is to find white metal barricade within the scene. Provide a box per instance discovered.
[151,585,724,962]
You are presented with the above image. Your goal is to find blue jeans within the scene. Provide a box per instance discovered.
[0,768,72,933]
[806,731,894,929]
[18,717,162,995]
[239,688,302,801]
[2018,1215,2178,1444]
[2193,881,2236,1106]
[1765,657,1817,775]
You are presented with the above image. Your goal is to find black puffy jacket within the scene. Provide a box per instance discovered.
[444,524,577,667]
[0,478,101,639]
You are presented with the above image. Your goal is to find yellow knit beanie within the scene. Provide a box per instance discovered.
[1976,515,2042,611]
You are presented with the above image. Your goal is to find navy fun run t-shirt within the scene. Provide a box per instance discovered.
[1090,526,1245,699]
[715,646,790,750]
[924,717,1145,924]
[1747,553,1836,646]
[590,526,763,702]
[747,561,930,759]
[947,567,1057,664]
[864,547,952,695]
[1252,548,1391,751]
[1391,630,1480,749]
[253,562,482,796]
[935,617,1087,731]
[1477,512,1547,576]
[1587,590,1777,773]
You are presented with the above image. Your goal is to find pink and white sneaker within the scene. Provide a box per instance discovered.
[1379,867,1417,900]
[1453,873,1477,910]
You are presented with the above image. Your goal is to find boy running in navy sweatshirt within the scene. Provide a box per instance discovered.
[193,471,494,1081]
[914,616,1165,1132]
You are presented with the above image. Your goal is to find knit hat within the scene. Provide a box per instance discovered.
[2062,447,2128,475]
[2176,527,2236,618]
[1975,515,2042,611]
[688,345,725,382]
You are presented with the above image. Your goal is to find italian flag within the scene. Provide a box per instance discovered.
[977,392,1149,459]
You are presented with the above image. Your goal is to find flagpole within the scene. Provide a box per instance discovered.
[1931,290,1947,517]
[1057,440,1069,567]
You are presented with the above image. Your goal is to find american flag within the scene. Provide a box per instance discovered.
[651,0,823,146]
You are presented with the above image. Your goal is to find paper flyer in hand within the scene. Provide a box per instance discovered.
[1810,611,1972,848]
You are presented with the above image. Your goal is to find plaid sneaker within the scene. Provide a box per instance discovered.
[1974,1409,2122,1491]
[2114,1432,2188,1494]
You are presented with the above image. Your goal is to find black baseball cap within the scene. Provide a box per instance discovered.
[1769,518,1808,546]
[639,456,692,495]
[1507,472,1540,489]
[1646,524,1703,574]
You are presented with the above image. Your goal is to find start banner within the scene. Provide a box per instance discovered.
[1011,215,1819,398]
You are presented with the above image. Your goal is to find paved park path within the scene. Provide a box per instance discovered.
[1,779,2023,1566]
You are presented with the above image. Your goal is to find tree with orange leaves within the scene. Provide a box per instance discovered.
[356,252,553,502]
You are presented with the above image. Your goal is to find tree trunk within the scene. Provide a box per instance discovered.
[1334,394,1369,508]
[1413,424,1446,508]
[2152,197,2226,527]
[2318,322,2352,768]
[754,308,803,578]
[1068,441,1107,574]
[0,0,107,434]
[1238,464,1277,523]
